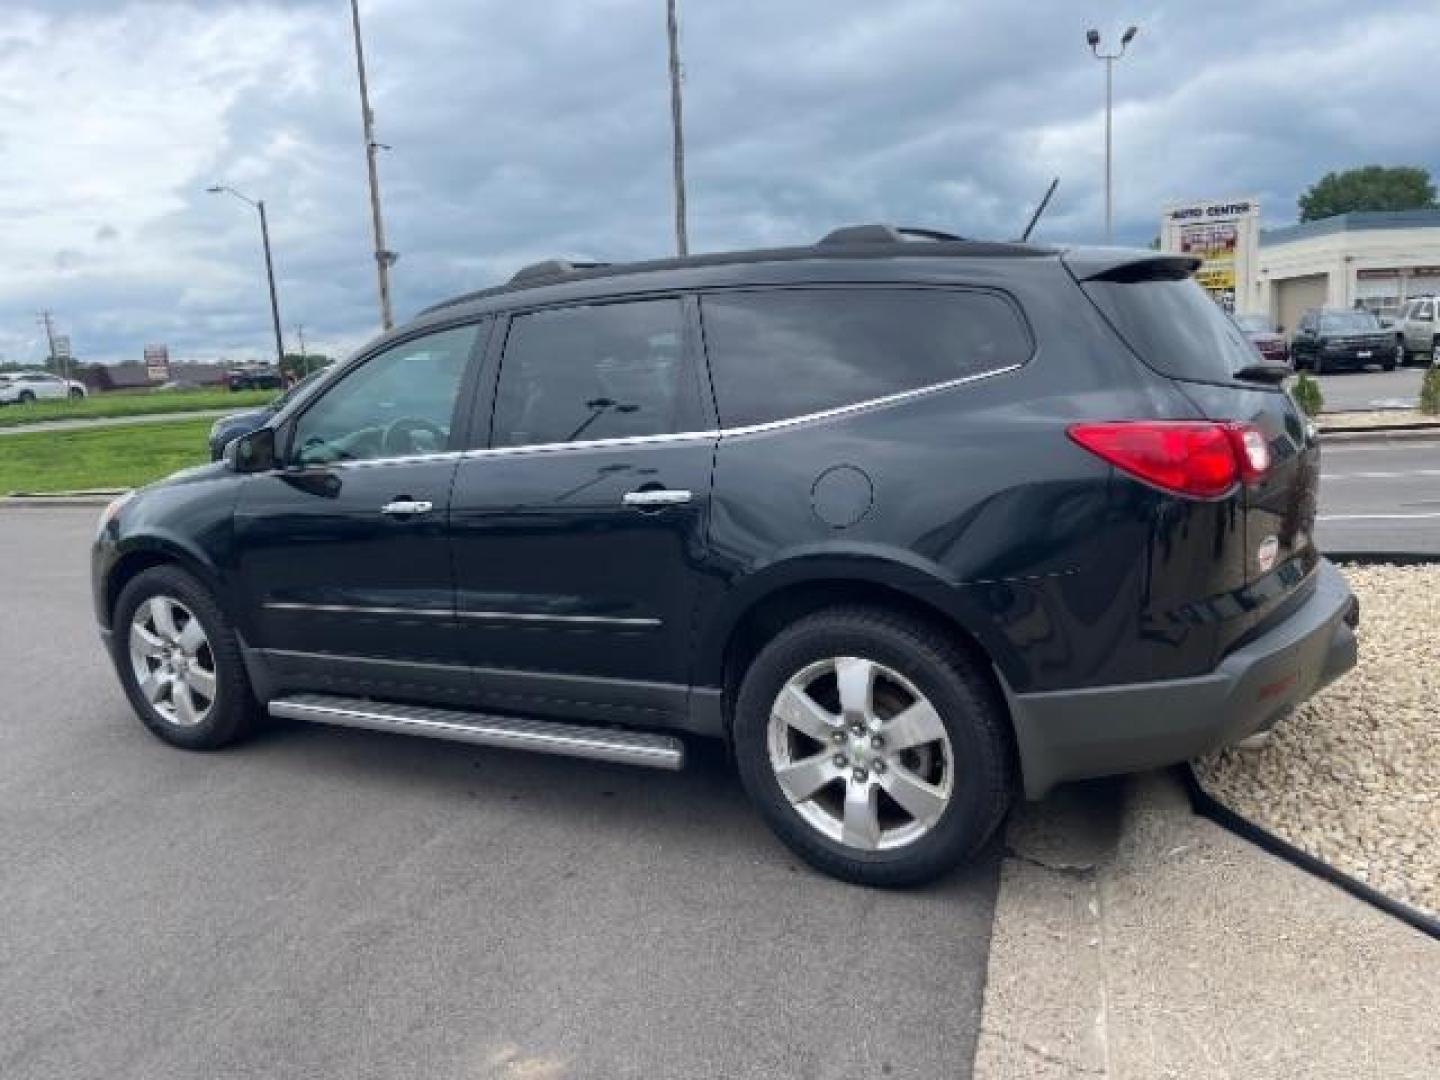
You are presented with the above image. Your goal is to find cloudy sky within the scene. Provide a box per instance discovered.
[2,0,1437,365]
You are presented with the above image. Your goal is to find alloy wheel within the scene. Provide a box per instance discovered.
[766,656,954,852]
[128,595,217,727]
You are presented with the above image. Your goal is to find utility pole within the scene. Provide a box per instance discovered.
[1086,25,1138,244]
[666,0,689,256]
[207,185,286,365]
[349,0,396,329]
[295,324,309,376]
[37,310,63,382]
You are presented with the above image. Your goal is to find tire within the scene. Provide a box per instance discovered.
[68,387,84,400]
[112,565,256,750]
[1312,354,1326,375]
[1432,338,1440,368]
[18,390,35,404]
[732,607,1013,887]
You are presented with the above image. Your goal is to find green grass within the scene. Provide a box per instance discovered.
[0,418,214,493]
[0,387,275,428]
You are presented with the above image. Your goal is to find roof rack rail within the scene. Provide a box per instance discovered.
[818,224,967,246]
[508,258,610,285]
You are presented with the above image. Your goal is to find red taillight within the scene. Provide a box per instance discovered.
[1067,420,1268,498]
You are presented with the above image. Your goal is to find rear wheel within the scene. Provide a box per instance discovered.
[68,386,84,400]
[17,390,34,404]
[733,607,1012,887]
[113,566,255,750]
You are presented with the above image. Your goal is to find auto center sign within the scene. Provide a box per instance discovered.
[1160,197,1261,315]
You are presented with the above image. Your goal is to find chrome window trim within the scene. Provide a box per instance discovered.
[263,362,1022,470]
[265,602,451,617]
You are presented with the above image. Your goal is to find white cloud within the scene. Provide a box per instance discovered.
[1,0,1438,364]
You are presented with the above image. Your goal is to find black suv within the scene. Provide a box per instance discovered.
[93,225,1357,886]
[1290,307,1398,372]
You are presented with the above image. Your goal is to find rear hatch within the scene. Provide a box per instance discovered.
[1071,256,1321,642]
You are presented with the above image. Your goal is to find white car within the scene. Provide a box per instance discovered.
[1391,296,1440,367]
[0,372,87,404]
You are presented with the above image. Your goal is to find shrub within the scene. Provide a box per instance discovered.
[1421,366,1440,416]
[1291,372,1324,418]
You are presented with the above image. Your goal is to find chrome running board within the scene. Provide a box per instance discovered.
[268,693,685,771]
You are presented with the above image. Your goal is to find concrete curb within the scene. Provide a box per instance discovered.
[2,490,126,508]
[1319,424,1440,443]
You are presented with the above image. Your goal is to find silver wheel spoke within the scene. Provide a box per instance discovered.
[172,682,200,726]
[773,683,837,743]
[177,617,207,657]
[139,669,166,703]
[834,657,875,722]
[841,782,881,850]
[879,765,948,827]
[184,666,216,701]
[149,598,180,642]
[775,752,839,805]
[886,699,946,751]
[131,624,166,658]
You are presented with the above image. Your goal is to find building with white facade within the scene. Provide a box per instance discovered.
[1255,209,1440,332]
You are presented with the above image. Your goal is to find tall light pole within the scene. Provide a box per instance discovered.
[349,0,396,329]
[207,184,285,365]
[1086,25,1138,244]
[666,0,689,256]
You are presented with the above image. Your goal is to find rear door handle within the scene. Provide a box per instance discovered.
[622,489,692,508]
[381,499,434,516]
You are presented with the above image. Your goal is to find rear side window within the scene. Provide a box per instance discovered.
[700,288,1029,428]
[491,299,694,448]
[1083,277,1260,384]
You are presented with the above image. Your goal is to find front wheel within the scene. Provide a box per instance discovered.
[68,387,84,400]
[17,390,35,404]
[733,608,1012,887]
[112,566,256,750]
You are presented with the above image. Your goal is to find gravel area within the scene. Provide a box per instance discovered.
[1195,563,1440,919]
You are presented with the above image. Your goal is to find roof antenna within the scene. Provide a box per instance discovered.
[1020,177,1060,242]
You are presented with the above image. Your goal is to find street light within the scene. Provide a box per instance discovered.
[1086,24,1139,244]
[207,184,286,365]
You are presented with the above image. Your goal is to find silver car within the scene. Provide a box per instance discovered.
[1392,296,1440,366]
[0,371,87,404]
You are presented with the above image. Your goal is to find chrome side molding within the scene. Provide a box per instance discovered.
[268,693,685,770]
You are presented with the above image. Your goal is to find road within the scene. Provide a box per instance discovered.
[1313,366,1425,413]
[1317,438,1440,554]
[0,509,997,1080]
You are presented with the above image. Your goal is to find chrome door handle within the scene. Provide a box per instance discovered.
[380,499,434,516]
[622,489,692,508]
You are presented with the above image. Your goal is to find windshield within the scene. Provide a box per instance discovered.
[1233,314,1273,334]
[1320,311,1380,333]
[1082,276,1262,384]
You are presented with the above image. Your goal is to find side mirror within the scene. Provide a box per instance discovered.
[226,427,277,473]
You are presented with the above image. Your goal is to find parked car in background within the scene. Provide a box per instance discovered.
[1391,296,1440,367]
[227,367,285,391]
[1289,308,1398,373]
[0,371,87,404]
[93,225,1357,887]
[1233,313,1289,366]
[208,366,333,460]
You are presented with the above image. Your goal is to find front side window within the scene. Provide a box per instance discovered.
[290,324,478,466]
[1415,300,1434,321]
[490,299,690,448]
[701,288,1030,428]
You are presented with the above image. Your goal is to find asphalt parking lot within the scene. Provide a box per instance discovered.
[0,508,997,1080]
[1313,365,1425,412]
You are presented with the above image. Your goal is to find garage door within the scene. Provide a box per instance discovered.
[1275,274,1328,338]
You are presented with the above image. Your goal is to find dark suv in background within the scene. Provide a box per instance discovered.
[93,225,1357,886]
[1290,307,1398,372]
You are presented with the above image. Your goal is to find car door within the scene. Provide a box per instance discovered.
[232,321,488,701]
[448,296,716,728]
[1407,299,1433,352]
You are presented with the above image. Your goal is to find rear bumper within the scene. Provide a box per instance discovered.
[1006,559,1358,799]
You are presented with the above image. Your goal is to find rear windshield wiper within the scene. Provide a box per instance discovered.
[1232,363,1292,385]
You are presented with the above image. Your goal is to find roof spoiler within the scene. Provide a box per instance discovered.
[1064,251,1201,283]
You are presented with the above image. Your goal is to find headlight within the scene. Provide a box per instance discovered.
[209,418,226,437]
[97,489,136,537]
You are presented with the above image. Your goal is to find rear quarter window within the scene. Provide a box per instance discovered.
[1082,277,1259,385]
[700,287,1030,428]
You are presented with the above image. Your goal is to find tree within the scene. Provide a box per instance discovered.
[1298,165,1437,222]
